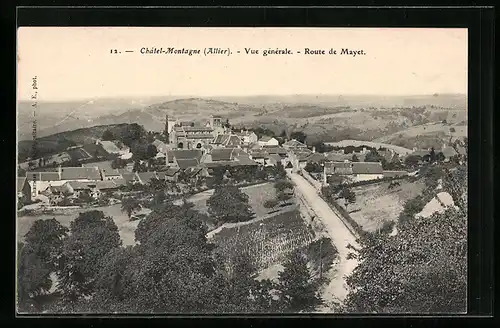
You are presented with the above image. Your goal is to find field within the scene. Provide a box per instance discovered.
[212,210,315,273]
[17,204,140,246]
[348,179,426,232]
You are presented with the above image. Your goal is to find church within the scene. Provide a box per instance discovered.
[167,115,227,150]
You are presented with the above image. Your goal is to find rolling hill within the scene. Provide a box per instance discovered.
[17,94,467,151]
[17,123,133,162]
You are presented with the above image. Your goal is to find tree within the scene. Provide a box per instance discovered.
[276,192,292,206]
[121,197,141,218]
[274,179,294,193]
[450,127,456,133]
[263,199,279,212]
[352,154,359,162]
[311,141,333,153]
[364,149,384,163]
[404,155,421,168]
[344,209,466,313]
[340,187,356,210]
[207,185,254,224]
[290,131,307,144]
[57,211,122,307]
[17,220,69,312]
[277,250,323,312]
[102,129,115,141]
[146,144,158,159]
[304,162,322,173]
[275,161,287,179]
[132,160,146,173]
[23,218,69,270]
[121,124,146,148]
[430,147,437,163]
[17,243,53,312]
[436,152,446,162]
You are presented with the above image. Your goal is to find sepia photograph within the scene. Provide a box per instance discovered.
[16,27,468,314]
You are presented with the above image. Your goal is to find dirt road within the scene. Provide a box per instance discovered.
[287,172,360,309]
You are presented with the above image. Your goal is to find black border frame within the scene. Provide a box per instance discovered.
[5,5,495,327]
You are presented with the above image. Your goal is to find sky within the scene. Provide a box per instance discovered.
[17,27,468,101]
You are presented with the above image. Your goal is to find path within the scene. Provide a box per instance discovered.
[287,171,360,310]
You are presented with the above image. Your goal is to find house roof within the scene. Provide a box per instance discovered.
[17,177,27,193]
[249,151,269,159]
[66,181,91,190]
[185,134,215,139]
[235,155,259,166]
[306,153,326,163]
[259,136,275,142]
[26,172,61,182]
[121,173,139,183]
[167,150,203,162]
[96,179,126,190]
[60,167,101,181]
[296,152,314,161]
[165,167,181,176]
[268,154,282,161]
[211,148,239,161]
[262,146,287,155]
[83,161,122,177]
[226,135,242,146]
[325,152,351,162]
[152,139,167,148]
[352,162,383,175]
[181,126,213,132]
[137,172,158,184]
[283,139,307,148]
[176,158,200,170]
[99,141,121,153]
[213,134,241,145]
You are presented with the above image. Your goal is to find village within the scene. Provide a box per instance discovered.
[17,114,466,210]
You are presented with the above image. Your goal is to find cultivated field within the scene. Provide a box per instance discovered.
[212,209,315,273]
[348,179,426,232]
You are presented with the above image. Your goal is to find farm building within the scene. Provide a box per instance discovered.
[257,136,279,147]
[82,161,124,180]
[323,161,384,184]
[25,166,102,200]
[351,162,384,182]
[166,150,203,167]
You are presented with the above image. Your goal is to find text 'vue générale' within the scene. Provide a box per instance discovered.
[138,47,366,57]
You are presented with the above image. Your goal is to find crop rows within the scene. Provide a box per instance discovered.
[213,210,315,273]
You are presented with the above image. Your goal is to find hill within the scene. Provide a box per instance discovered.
[17,94,467,150]
[17,123,132,162]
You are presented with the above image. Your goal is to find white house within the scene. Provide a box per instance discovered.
[258,136,279,147]
[26,166,102,200]
[97,140,122,154]
[235,130,258,145]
